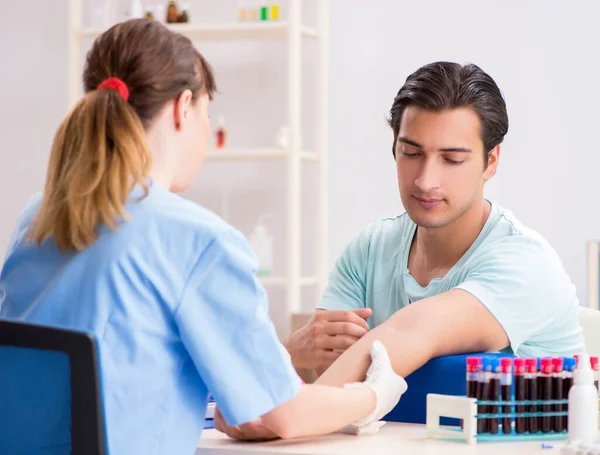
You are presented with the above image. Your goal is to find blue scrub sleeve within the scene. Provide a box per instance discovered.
[174,228,301,426]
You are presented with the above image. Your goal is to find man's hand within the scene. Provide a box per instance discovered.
[285,308,373,371]
[213,407,278,441]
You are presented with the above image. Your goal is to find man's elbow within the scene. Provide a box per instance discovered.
[273,423,300,440]
[262,409,302,440]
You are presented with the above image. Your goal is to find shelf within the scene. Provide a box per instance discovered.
[77,22,319,42]
[206,148,318,162]
[259,276,319,286]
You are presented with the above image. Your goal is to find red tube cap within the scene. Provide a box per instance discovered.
[467,357,481,372]
[514,358,526,374]
[526,358,538,373]
[541,357,554,374]
[552,358,564,373]
[500,358,513,373]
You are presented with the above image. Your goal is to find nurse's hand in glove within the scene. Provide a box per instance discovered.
[339,340,408,435]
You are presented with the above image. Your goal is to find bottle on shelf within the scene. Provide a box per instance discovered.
[144,7,154,20]
[215,116,227,149]
[249,214,275,276]
[166,0,179,23]
[178,3,190,23]
[248,0,259,20]
[270,2,280,20]
[237,0,248,21]
[260,1,268,20]
[275,125,290,149]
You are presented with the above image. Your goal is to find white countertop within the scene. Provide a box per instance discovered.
[198,422,564,454]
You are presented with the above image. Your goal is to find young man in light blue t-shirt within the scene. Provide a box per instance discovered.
[285,61,585,386]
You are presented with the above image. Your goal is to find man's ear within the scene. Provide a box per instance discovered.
[484,145,500,181]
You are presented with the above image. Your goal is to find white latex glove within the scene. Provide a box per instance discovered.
[341,340,408,432]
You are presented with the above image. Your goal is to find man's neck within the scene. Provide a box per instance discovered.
[409,199,491,276]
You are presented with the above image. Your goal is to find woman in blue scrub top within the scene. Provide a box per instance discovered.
[0,19,407,454]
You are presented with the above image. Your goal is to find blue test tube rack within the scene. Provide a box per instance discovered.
[426,394,569,444]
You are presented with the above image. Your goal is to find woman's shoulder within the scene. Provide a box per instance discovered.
[131,184,240,247]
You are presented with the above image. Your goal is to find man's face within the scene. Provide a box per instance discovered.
[395,106,499,229]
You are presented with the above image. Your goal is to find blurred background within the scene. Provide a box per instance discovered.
[2,0,600,338]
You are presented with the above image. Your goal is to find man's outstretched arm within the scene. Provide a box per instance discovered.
[315,289,508,387]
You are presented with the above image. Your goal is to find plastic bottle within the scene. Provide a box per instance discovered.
[275,125,290,149]
[270,2,280,20]
[249,0,258,20]
[260,1,268,20]
[237,0,248,21]
[249,215,273,276]
[568,353,599,444]
[563,357,576,430]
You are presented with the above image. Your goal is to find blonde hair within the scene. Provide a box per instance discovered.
[30,90,151,251]
[29,19,216,252]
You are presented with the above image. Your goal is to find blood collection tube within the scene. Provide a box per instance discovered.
[563,357,576,430]
[540,358,553,433]
[525,358,538,433]
[500,358,513,434]
[536,357,543,431]
[477,358,492,434]
[464,356,481,430]
[514,358,526,434]
[488,358,501,434]
[552,358,564,432]
[466,357,481,399]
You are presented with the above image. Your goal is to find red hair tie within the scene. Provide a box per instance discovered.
[97,77,129,101]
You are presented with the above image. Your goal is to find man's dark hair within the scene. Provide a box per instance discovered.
[388,61,509,166]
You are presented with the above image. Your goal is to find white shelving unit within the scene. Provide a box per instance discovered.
[67,1,330,326]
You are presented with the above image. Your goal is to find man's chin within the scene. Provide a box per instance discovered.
[406,209,450,229]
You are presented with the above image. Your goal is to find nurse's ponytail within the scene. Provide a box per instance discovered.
[29,19,215,251]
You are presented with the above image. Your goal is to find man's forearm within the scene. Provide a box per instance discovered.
[315,320,434,387]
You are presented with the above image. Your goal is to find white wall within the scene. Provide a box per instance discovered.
[0,2,68,254]
[1,1,600,336]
